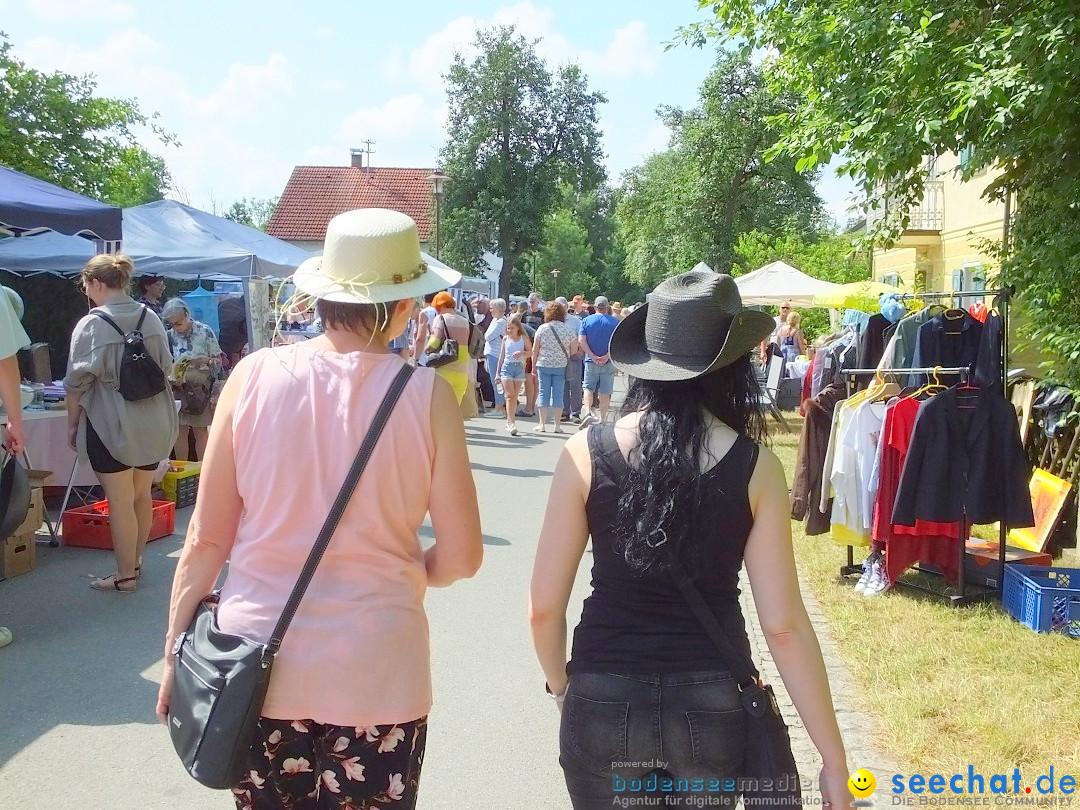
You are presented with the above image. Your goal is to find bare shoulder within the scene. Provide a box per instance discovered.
[748,442,788,506]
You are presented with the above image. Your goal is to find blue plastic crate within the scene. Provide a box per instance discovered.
[1002,565,1080,638]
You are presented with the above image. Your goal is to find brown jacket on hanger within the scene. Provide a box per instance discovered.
[791,384,845,535]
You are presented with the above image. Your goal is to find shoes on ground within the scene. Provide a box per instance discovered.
[578,412,597,429]
[863,560,891,597]
[0,626,12,648]
[533,423,547,433]
[507,423,518,437]
[854,554,877,593]
[553,425,565,434]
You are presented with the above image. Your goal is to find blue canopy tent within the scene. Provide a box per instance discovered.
[0,166,123,246]
[0,199,310,280]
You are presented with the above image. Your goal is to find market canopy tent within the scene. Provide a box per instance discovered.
[732,260,842,307]
[0,166,122,243]
[0,199,311,280]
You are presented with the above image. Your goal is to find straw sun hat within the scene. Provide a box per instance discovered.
[293,208,461,305]
[609,270,774,381]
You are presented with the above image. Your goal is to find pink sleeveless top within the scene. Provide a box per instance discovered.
[216,345,436,726]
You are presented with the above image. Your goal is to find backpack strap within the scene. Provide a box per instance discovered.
[136,305,149,331]
[93,311,126,338]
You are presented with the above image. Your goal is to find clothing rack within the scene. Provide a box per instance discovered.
[836,286,1014,607]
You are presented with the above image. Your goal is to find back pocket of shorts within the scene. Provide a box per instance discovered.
[686,709,746,772]
[565,695,629,771]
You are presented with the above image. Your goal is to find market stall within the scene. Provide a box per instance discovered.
[0,166,122,248]
[732,260,843,307]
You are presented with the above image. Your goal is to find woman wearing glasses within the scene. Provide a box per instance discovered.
[162,298,222,461]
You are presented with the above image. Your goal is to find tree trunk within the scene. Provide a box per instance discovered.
[500,253,517,299]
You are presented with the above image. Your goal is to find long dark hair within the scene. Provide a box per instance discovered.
[616,355,765,574]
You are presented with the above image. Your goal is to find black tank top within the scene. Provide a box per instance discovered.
[568,422,758,675]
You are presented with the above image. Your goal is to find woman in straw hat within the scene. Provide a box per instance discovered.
[158,209,483,808]
[529,270,852,809]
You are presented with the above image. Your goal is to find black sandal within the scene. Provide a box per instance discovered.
[90,574,137,593]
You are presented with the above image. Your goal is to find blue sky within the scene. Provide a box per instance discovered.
[2,0,856,223]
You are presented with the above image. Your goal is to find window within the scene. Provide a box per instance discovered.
[880,272,901,287]
[959,145,975,170]
[951,264,987,304]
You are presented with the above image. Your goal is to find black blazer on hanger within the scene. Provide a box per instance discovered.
[892,386,1034,527]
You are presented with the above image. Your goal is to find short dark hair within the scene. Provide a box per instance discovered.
[316,299,404,335]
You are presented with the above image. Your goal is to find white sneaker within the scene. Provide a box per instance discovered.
[854,556,876,593]
[509,424,518,437]
[578,412,597,430]
[533,423,547,433]
[553,425,565,434]
[863,561,890,596]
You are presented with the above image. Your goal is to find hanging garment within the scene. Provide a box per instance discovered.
[799,352,818,415]
[909,311,983,387]
[892,387,1035,527]
[872,397,964,584]
[828,400,876,547]
[974,310,1002,390]
[818,389,869,515]
[883,305,947,371]
[968,302,988,323]
[791,384,845,536]
[855,313,892,389]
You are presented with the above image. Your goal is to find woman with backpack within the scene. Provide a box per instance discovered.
[162,298,222,461]
[66,254,178,593]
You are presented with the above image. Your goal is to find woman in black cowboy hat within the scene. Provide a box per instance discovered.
[529,270,853,809]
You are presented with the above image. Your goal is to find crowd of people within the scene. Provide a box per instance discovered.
[1,207,854,808]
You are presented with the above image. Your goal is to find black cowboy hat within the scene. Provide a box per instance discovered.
[610,270,775,381]
[0,453,30,539]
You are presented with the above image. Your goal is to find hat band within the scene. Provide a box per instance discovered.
[390,261,428,285]
[646,346,718,365]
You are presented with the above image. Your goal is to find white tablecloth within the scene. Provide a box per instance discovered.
[18,410,167,487]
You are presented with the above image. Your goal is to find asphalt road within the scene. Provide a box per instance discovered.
[0,409,587,809]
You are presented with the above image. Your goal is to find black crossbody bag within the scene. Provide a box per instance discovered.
[167,364,414,790]
[667,548,802,805]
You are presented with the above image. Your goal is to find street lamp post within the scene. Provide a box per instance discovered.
[428,169,447,259]
[550,268,560,298]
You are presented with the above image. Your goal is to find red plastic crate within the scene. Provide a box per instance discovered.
[62,500,176,550]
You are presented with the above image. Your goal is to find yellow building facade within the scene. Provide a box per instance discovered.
[870,151,1005,294]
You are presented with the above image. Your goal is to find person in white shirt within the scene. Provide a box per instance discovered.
[484,298,508,415]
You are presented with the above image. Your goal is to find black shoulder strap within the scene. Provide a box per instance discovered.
[266,363,415,656]
[93,311,126,338]
[136,305,148,331]
[667,550,759,687]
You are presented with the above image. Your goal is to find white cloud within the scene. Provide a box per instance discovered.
[27,0,135,22]
[381,45,405,82]
[309,26,335,40]
[402,2,660,89]
[320,93,445,167]
[178,53,294,119]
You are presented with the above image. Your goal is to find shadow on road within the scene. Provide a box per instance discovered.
[470,462,550,479]
[417,524,509,547]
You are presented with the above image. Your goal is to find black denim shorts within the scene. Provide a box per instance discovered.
[559,671,746,810]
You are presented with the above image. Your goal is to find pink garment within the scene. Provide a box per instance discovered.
[216,346,436,726]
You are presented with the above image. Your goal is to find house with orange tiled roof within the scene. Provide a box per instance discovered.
[267,149,435,252]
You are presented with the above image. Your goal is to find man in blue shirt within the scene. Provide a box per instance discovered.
[577,296,621,427]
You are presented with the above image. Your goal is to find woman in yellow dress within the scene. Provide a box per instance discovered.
[424,291,472,404]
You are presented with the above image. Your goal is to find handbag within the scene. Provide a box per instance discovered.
[424,315,460,368]
[167,363,415,790]
[467,320,485,360]
[549,325,577,381]
[666,547,802,805]
[178,381,212,415]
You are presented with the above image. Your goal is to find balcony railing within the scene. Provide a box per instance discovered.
[865,179,944,232]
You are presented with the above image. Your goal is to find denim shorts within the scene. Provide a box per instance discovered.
[501,361,525,382]
[559,671,745,809]
[583,361,616,395]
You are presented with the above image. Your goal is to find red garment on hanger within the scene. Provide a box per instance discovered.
[968,302,988,323]
[873,397,962,584]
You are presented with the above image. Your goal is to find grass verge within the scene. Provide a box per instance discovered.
[768,420,1080,781]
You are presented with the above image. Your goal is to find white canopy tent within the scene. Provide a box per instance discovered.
[731,260,842,307]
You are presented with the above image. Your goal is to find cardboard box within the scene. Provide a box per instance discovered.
[10,486,44,538]
[2,532,36,579]
[964,539,1053,589]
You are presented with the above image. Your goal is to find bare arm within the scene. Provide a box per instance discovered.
[425,376,483,586]
[414,312,430,360]
[156,357,249,721]
[496,339,506,378]
[531,328,543,366]
[0,355,24,453]
[529,431,591,698]
[743,446,852,807]
[579,334,599,362]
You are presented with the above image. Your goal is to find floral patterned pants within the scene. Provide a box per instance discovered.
[231,716,428,809]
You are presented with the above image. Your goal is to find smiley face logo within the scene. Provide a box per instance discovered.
[849,768,877,798]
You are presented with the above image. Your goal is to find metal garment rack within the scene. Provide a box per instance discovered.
[837,287,1014,606]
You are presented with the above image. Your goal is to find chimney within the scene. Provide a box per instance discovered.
[350,148,364,169]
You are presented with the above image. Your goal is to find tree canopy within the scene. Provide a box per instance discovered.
[439,26,606,297]
[224,196,279,232]
[679,0,1080,387]
[0,33,173,207]
[616,53,824,288]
